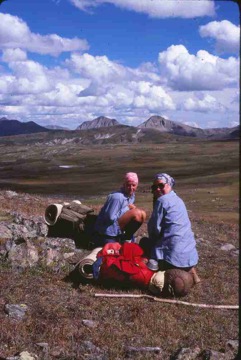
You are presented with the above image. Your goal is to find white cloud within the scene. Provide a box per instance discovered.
[70,0,215,18]
[0,59,52,95]
[66,53,176,112]
[199,20,240,54]
[231,91,240,105]
[66,52,161,98]
[230,121,239,127]
[183,121,199,128]
[0,10,238,130]
[182,94,226,113]
[1,48,27,62]
[66,52,126,82]
[158,45,239,91]
[0,49,176,127]
[130,81,175,111]
[0,13,89,56]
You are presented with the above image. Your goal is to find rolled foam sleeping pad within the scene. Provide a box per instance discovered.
[44,204,63,226]
[78,247,102,279]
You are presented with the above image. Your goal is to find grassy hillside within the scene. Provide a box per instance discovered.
[0,140,239,220]
[0,139,239,359]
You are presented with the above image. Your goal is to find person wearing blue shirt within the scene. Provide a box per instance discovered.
[93,172,146,246]
[147,173,200,284]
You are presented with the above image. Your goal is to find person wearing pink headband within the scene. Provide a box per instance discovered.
[123,172,139,184]
[92,172,146,246]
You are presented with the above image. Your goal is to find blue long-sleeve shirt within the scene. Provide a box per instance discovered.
[148,190,198,268]
[94,188,135,237]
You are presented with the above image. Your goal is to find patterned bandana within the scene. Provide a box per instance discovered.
[124,172,139,184]
[154,173,175,187]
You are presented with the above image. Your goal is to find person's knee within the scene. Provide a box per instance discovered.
[140,209,146,222]
[132,208,146,223]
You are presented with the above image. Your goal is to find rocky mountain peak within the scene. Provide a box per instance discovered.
[76,116,120,130]
[138,115,205,137]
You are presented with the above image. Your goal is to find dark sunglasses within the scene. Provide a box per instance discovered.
[151,183,165,191]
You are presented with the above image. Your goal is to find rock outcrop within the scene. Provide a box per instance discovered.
[0,211,87,271]
[76,116,120,130]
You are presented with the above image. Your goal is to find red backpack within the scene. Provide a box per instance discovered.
[97,242,155,288]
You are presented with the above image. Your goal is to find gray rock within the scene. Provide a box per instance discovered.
[82,341,104,354]
[231,249,239,256]
[45,247,62,266]
[44,237,76,251]
[125,345,162,355]
[19,351,38,360]
[200,349,226,359]
[1,221,79,268]
[8,241,39,268]
[5,190,18,198]
[0,224,12,239]
[10,213,48,238]
[196,238,211,246]
[226,339,239,353]
[4,304,28,320]
[82,319,98,328]
[220,244,236,251]
[50,347,64,358]
[172,346,201,359]
[0,237,12,258]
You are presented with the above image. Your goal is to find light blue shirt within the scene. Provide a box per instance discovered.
[148,190,198,267]
[94,188,135,237]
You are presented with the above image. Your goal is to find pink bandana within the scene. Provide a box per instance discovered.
[124,172,139,184]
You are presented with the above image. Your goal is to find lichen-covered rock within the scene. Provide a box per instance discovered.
[4,303,28,320]
[10,213,48,238]
[7,240,39,268]
[0,224,12,239]
[0,210,83,269]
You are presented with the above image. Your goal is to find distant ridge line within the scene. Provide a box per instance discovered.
[0,115,239,140]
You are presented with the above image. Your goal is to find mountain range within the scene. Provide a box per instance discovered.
[0,116,239,142]
[0,117,50,137]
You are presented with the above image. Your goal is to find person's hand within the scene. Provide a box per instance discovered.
[128,204,136,210]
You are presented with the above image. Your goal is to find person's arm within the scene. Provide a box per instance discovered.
[101,193,126,225]
[128,204,136,210]
[148,200,165,239]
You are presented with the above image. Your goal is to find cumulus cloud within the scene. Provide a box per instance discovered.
[65,53,175,112]
[70,0,215,18]
[0,58,53,95]
[66,52,161,97]
[66,53,126,82]
[0,13,89,56]
[0,11,239,129]
[199,20,240,55]
[182,94,226,113]
[158,45,239,91]
[130,81,175,111]
[231,91,240,105]
[1,48,27,62]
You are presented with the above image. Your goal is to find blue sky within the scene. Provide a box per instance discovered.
[0,0,239,129]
